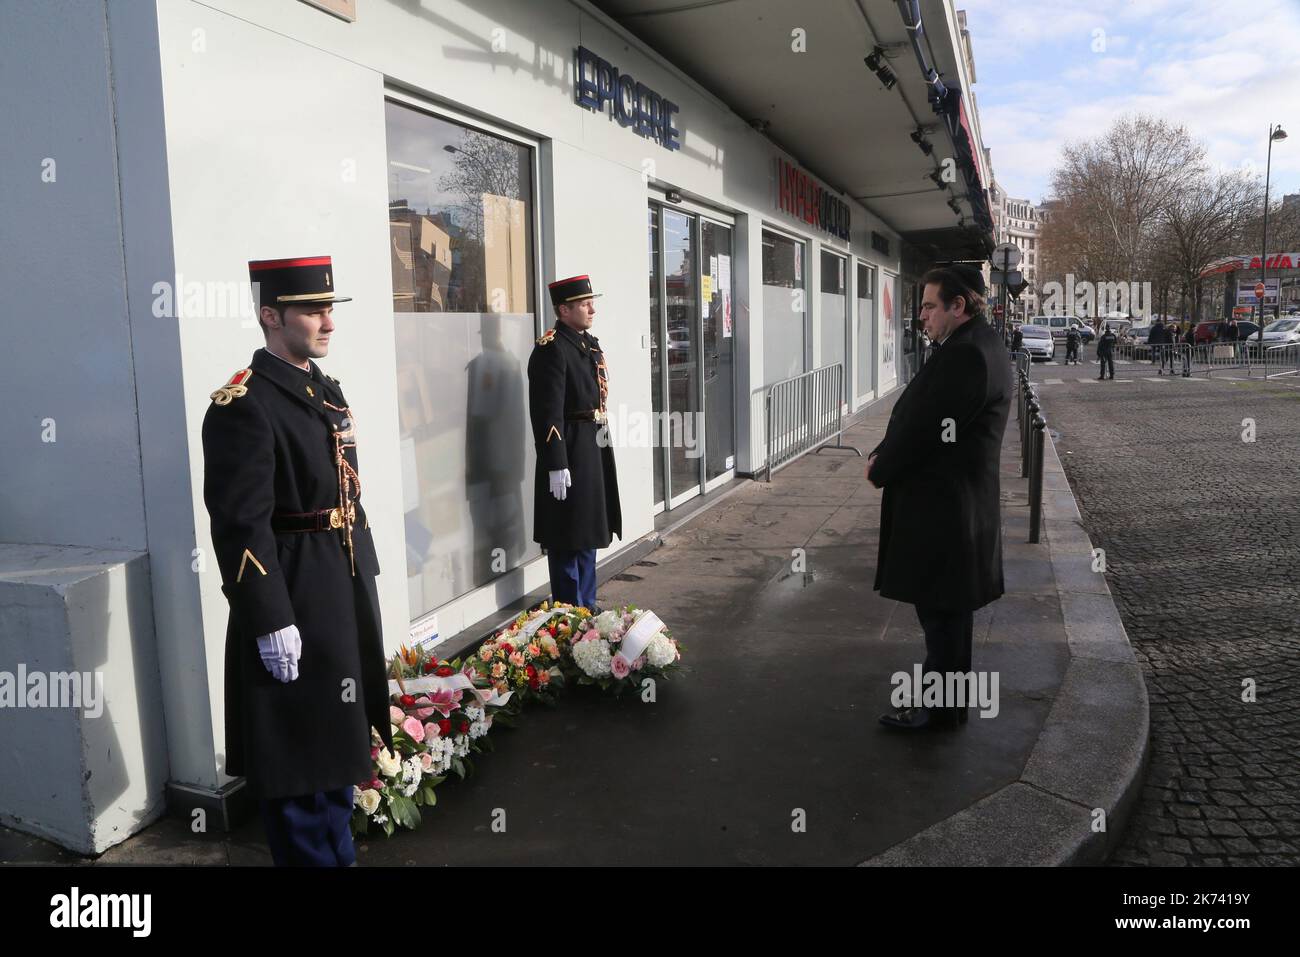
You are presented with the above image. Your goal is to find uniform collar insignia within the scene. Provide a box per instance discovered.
[251,348,328,410]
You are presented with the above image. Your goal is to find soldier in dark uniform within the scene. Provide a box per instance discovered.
[527,275,622,611]
[202,255,392,866]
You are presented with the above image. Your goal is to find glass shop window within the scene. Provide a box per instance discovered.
[384,100,539,618]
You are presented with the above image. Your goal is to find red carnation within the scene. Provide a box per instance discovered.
[500,642,514,655]
[438,719,452,736]
[458,720,470,734]
[527,664,540,689]
[399,694,415,708]
[423,661,437,674]
[435,664,456,677]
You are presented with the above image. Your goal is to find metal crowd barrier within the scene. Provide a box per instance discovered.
[763,363,862,481]
[1108,340,1300,379]
[1016,362,1046,544]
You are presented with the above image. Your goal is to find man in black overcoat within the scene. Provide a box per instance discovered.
[527,275,622,610]
[867,265,1012,731]
[202,255,392,865]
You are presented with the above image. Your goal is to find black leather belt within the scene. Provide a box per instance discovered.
[273,503,356,533]
[565,409,607,423]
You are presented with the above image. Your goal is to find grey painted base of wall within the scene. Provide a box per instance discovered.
[0,545,168,855]
[165,778,255,834]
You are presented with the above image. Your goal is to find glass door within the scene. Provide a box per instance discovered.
[701,219,735,486]
[663,208,701,508]
[648,206,665,509]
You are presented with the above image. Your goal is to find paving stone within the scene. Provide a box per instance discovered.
[1052,371,1300,866]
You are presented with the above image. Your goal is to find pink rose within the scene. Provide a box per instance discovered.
[424,721,440,739]
[389,705,405,724]
[610,654,631,679]
[633,655,647,671]
[401,716,425,742]
[419,752,434,772]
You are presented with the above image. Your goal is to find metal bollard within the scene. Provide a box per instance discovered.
[1023,396,1039,478]
[1028,413,1046,543]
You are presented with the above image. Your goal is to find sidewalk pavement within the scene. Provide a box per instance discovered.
[1,385,1149,866]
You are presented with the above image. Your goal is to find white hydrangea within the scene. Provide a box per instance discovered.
[645,633,677,668]
[572,637,613,677]
[592,610,622,638]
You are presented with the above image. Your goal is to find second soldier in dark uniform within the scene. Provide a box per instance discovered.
[201,255,392,866]
[527,275,622,610]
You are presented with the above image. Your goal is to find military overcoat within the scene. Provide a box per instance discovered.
[201,347,393,800]
[526,321,622,550]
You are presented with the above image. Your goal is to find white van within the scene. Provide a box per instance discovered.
[1027,315,1081,342]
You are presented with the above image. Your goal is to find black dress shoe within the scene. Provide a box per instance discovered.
[878,707,961,732]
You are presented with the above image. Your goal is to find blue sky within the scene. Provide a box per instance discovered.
[960,0,1300,206]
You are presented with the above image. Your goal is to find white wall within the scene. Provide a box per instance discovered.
[146,0,906,790]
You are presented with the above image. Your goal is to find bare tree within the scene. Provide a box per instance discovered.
[1157,169,1262,320]
[1042,114,1206,308]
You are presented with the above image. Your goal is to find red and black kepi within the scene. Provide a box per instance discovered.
[547,274,602,308]
[248,255,352,308]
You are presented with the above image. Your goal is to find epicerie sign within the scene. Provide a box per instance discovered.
[574,46,681,151]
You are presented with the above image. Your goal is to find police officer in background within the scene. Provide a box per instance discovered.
[1097,323,1117,380]
[528,275,623,611]
[202,256,392,866]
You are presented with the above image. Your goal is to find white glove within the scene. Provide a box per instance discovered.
[257,625,302,683]
[549,468,571,501]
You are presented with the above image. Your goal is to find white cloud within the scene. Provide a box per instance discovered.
[966,0,1300,200]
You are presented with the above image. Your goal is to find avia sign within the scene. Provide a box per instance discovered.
[1200,252,1300,278]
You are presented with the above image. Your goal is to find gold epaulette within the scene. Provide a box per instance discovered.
[210,368,253,406]
[536,328,557,346]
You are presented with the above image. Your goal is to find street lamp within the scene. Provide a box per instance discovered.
[1259,124,1287,347]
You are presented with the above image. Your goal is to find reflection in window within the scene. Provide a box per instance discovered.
[385,100,538,619]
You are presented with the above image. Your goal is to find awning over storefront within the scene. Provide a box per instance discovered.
[591,0,994,261]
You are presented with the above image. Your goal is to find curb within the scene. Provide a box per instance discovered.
[860,426,1151,866]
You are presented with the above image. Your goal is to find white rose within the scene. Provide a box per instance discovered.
[376,747,401,778]
[357,789,382,816]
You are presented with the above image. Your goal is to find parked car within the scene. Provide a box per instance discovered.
[1101,317,1134,339]
[1194,320,1260,345]
[1019,324,1055,361]
[1260,317,1300,347]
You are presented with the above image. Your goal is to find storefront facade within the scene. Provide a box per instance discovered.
[4,0,954,845]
